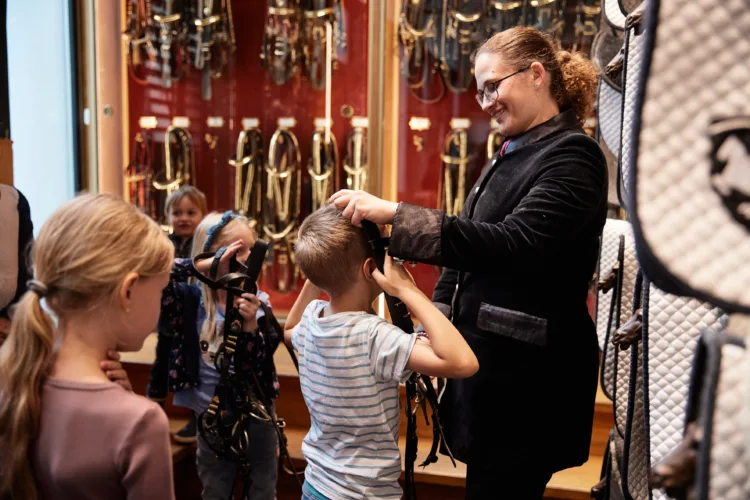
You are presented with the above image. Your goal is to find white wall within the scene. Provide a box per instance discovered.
[8,0,76,234]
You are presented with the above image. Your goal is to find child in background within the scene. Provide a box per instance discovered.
[284,204,479,500]
[165,185,207,258]
[0,193,175,500]
[148,185,207,442]
[160,211,280,500]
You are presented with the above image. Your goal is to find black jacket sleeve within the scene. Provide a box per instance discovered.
[389,139,607,273]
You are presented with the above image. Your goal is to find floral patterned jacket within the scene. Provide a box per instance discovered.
[160,258,281,400]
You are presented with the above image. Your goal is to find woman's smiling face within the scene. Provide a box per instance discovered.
[475,51,541,138]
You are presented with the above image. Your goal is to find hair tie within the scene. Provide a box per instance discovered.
[204,211,238,252]
[27,280,48,298]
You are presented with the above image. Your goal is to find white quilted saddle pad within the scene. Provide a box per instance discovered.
[618,14,645,210]
[645,285,725,500]
[614,271,643,440]
[604,0,627,29]
[598,80,623,160]
[622,313,648,500]
[630,0,750,311]
[597,219,637,401]
[689,333,750,500]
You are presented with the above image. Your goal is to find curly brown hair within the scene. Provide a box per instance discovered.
[476,27,598,125]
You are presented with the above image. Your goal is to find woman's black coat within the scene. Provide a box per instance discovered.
[389,110,608,472]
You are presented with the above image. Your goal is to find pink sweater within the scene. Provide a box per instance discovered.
[33,378,175,500]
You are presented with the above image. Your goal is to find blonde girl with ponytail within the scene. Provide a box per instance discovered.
[0,193,175,500]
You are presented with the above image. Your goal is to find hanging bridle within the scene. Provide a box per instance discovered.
[194,0,236,100]
[229,127,266,220]
[440,1,484,94]
[308,125,339,211]
[152,126,195,225]
[261,1,303,86]
[439,124,472,216]
[125,131,156,218]
[302,0,345,90]
[123,0,158,85]
[152,0,189,88]
[263,126,302,293]
[398,0,446,103]
[343,124,368,191]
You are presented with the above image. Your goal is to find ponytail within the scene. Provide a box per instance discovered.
[553,50,598,125]
[0,291,56,500]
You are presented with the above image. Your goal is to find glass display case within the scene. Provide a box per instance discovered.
[119,0,602,312]
[122,0,374,312]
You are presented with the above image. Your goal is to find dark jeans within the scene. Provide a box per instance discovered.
[196,416,279,500]
[466,459,552,500]
[146,332,172,401]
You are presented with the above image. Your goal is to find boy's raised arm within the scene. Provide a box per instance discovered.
[283,279,322,346]
[372,255,479,379]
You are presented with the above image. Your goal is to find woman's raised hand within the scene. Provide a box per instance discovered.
[328,190,399,226]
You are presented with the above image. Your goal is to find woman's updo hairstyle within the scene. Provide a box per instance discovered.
[476,26,598,124]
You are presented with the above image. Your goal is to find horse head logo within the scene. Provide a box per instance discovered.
[709,117,750,229]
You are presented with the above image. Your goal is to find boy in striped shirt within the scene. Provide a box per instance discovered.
[284,205,479,500]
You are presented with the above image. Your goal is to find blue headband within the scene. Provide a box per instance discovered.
[203,211,238,252]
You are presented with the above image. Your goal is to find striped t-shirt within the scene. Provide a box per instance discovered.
[291,300,417,500]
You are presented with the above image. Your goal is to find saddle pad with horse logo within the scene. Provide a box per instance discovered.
[597,219,638,401]
[628,0,750,311]
[644,284,725,500]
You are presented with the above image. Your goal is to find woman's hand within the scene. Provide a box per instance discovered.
[236,293,261,332]
[101,350,133,392]
[371,254,418,298]
[328,190,398,226]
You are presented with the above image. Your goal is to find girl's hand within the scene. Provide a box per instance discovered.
[215,240,245,277]
[236,293,261,332]
[101,350,133,392]
[328,190,398,226]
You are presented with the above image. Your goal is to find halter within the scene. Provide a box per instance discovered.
[191,236,302,497]
[361,220,456,500]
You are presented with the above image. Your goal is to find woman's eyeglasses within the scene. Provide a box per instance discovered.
[475,65,531,106]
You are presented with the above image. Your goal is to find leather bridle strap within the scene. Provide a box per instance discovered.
[361,221,456,500]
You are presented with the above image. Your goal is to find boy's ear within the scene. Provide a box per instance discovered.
[362,258,377,283]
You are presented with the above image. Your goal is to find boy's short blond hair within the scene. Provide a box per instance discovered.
[164,185,208,218]
[295,204,371,297]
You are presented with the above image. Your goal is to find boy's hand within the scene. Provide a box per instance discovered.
[101,350,133,392]
[372,254,417,297]
[236,293,260,332]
